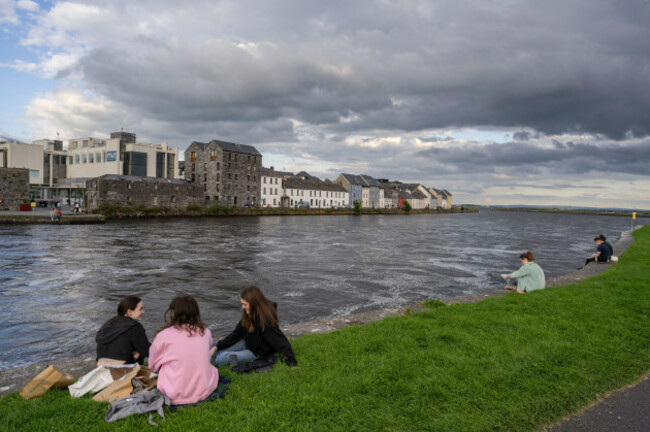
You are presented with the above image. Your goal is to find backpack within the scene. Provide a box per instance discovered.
[104,388,170,425]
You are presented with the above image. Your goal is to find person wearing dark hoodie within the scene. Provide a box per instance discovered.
[96,295,151,366]
[211,286,297,367]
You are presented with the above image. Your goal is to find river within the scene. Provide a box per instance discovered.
[0,210,646,370]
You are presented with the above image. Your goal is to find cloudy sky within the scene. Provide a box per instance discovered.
[1,0,649,209]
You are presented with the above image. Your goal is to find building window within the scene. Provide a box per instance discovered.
[217,162,220,170]
[216,184,220,192]
[275,178,278,184]
[247,185,250,191]
[96,152,101,162]
[263,177,266,184]
[228,162,232,169]
[263,188,266,194]
[82,154,87,163]
[171,196,176,203]
[89,153,94,163]
[204,173,207,182]
[210,151,216,161]
[235,173,238,180]
[228,173,232,179]
[275,188,278,195]
[68,156,73,164]
[204,163,207,171]
[191,163,195,172]
[190,151,196,162]
[213,196,218,200]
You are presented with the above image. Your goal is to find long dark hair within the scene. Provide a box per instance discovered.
[158,294,206,337]
[117,296,142,316]
[99,295,142,329]
[240,286,279,333]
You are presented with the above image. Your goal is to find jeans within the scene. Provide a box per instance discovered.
[212,339,256,366]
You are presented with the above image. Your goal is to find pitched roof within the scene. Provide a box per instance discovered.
[210,139,261,156]
[261,167,294,178]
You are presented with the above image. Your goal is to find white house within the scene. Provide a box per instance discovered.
[261,167,294,207]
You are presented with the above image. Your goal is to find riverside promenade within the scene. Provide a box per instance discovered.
[0,207,104,224]
[0,227,646,431]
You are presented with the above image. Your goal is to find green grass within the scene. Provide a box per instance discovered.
[2,227,649,431]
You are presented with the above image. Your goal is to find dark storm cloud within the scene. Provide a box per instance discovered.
[28,0,647,142]
[418,139,650,176]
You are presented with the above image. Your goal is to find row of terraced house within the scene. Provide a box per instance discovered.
[1,132,451,211]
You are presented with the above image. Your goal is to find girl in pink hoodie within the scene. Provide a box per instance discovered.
[149,295,219,405]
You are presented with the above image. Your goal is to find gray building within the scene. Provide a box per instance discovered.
[185,140,262,207]
[0,168,29,210]
[84,175,202,211]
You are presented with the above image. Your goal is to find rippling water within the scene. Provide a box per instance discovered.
[0,210,646,370]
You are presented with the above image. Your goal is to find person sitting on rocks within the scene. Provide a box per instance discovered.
[586,236,611,265]
[503,251,546,294]
[599,234,614,256]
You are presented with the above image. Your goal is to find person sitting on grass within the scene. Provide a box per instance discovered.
[585,236,611,265]
[149,294,219,406]
[96,295,150,366]
[503,251,545,294]
[211,286,297,367]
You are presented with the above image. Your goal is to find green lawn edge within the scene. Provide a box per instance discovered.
[2,226,649,431]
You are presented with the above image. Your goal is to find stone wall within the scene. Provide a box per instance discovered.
[84,175,202,210]
[0,168,29,210]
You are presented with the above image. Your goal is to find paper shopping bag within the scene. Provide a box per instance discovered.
[20,365,76,400]
[92,365,140,403]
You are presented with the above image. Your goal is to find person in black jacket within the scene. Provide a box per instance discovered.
[211,286,297,366]
[96,295,151,366]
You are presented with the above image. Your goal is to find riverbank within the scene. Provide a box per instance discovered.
[95,204,476,220]
[0,212,105,224]
[0,206,475,223]
[492,207,649,218]
[1,226,648,431]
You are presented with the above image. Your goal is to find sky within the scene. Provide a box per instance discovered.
[1,0,649,209]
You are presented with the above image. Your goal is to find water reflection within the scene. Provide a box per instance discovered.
[0,210,646,370]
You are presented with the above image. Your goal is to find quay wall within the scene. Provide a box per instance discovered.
[0,168,29,211]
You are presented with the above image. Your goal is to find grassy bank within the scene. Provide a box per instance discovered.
[1,227,649,431]
[94,203,476,219]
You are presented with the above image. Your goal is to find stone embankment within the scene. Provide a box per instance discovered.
[0,226,639,396]
[0,212,104,224]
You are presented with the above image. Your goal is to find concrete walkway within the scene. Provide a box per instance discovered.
[1,226,646,432]
[542,373,650,432]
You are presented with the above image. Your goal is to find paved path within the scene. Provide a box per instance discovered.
[542,373,650,432]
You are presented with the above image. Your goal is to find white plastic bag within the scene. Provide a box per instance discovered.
[68,366,114,398]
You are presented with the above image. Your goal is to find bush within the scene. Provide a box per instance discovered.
[403,200,412,212]
[205,205,234,215]
[353,200,362,215]
[186,203,203,212]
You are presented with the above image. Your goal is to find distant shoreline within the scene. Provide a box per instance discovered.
[491,207,649,218]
